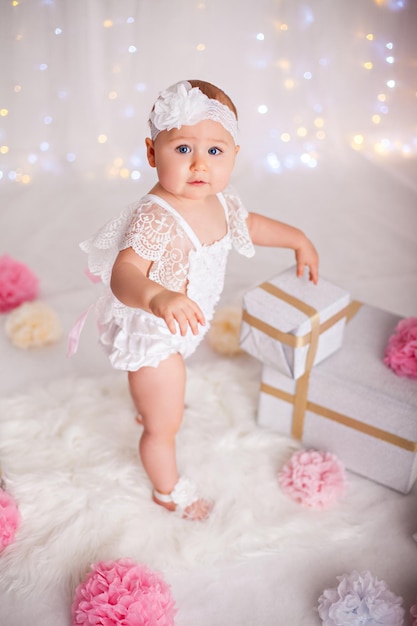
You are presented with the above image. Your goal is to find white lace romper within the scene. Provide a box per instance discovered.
[80,186,255,371]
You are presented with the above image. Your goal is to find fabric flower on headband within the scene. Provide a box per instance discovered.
[72,558,177,626]
[152,81,209,132]
[318,570,404,626]
[0,254,39,313]
[278,449,346,509]
[149,81,238,143]
[384,317,417,379]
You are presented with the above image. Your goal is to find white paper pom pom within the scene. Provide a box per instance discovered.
[206,306,243,356]
[5,301,63,349]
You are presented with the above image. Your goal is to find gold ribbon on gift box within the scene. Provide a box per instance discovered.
[242,282,355,353]
[260,380,417,452]
[244,283,417,452]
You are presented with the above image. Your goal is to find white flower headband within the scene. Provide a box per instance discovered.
[149,81,239,144]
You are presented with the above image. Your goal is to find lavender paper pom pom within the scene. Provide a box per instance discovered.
[318,570,404,626]
[72,558,177,626]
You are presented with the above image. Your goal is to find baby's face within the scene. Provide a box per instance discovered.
[146,119,239,202]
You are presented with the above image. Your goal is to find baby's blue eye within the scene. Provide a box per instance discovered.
[177,145,191,154]
[208,147,222,155]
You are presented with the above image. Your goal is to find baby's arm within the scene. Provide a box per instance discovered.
[110,247,205,335]
[246,212,319,284]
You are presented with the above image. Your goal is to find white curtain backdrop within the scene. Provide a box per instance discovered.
[1,0,416,183]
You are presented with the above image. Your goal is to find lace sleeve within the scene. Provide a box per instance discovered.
[79,199,175,286]
[222,186,256,258]
[120,203,175,261]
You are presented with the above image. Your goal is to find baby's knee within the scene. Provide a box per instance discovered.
[142,413,183,439]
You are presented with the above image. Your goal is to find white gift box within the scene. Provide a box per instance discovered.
[257,303,417,493]
[239,266,351,379]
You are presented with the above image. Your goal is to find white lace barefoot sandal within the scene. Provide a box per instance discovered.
[153,477,213,521]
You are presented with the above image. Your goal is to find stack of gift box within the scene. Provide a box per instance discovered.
[239,266,417,494]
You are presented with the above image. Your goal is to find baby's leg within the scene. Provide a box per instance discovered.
[128,353,185,496]
[128,353,211,520]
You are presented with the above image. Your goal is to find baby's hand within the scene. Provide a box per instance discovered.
[295,236,319,284]
[149,290,206,336]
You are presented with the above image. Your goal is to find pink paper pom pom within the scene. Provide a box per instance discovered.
[384,317,417,379]
[72,558,177,626]
[0,488,21,552]
[278,449,346,509]
[0,255,39,313]
[318,570,404,626]
[411,598,417,626]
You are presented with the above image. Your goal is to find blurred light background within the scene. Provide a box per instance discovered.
[1,0,416,323]
[1,0,416,186]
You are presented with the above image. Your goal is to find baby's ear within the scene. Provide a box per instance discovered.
[145,138,156,167]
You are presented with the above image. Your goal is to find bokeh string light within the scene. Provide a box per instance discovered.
[0,0,416,185]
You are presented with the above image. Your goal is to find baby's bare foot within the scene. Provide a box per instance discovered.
[183,497,213,521]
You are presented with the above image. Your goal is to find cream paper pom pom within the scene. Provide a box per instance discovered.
[5,301,63,349]
[206,306,243,356]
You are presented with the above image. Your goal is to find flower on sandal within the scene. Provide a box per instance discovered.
[278,449,346,509]
[72,558,177,626]
[0,254,39,313]
[318,570,404,626]
[5,301,62,349]
[384,317,417,379]
[170,476,199,509]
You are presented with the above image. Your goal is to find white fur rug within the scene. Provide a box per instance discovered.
[0,355,416,613]
[0,358,291,589]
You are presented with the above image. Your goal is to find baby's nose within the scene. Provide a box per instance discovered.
[191,153,208,170]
